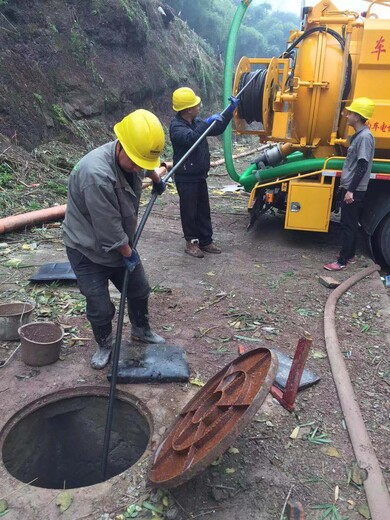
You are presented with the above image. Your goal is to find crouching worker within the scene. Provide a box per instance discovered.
[63,109,167,369]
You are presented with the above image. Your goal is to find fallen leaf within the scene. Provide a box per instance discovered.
[55,491,73,513]
[225,468,236,474]
[351,463,368,486]
[142,501,163,514]
[189,377,204,387]
[228,447,240,454]
[0,499,8,515]
[357,504,371,519]
[162,496,169,507]
[334,485,339,502]
[321,446,342,458]
[211,455,223,466]
[290,426,300,439]
[311,349,327,359]
[265,420,274,427]
[206,271,216,276]
[4,258,23,268]
[126,504,142,517]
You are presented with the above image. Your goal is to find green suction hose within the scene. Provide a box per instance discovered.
[223,0,252,182]
[238,157,390,191]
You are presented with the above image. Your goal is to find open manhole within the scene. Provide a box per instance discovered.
[0,387,151,489]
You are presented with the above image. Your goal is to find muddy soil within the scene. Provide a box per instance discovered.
[0,160,389,520]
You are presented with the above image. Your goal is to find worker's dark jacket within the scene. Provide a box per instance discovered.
[169,113,233,183]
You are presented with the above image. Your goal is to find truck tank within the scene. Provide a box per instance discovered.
[230,0,390,159]
[223,0,390,267]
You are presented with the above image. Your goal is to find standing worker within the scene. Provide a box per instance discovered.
[324,97,375,271]
[170,87,239,258]
[63,109,167,369]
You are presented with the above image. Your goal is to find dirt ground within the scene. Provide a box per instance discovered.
[0,159,389,520]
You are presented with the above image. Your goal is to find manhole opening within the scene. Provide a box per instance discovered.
[2,395,151,489]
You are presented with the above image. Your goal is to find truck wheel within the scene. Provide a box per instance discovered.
[372,213,390,269]
[247,192,265,231]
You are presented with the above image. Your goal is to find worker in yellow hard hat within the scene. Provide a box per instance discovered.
[324,97,375,271]
[170,87,239,258]
[63,109,167,369]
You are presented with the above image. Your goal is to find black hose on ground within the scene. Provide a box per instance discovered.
[101,70,263,481]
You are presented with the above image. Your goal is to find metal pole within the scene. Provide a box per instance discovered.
[101,69,262,480]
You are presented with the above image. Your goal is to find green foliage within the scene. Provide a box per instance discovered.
[52,104,68,126]
[0,0,8,7]
[0,163,13,188]
[119,0,149,38]
[33,93,44,105]
[27,201,43,211]
[70,19,88,63]
[29,285,86,319]
[46,180,68,196]
[192,50,215,97]
[311,503,347,520]
[164,0,299,60]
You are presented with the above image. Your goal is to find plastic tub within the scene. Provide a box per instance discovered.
[18,321,64,366]
[0,302,35,341]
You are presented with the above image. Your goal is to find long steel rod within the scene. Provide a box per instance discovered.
[101,69,262,480]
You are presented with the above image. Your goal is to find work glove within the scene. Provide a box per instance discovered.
[152,179,166,195]
[204,113,224,125]
[123,249,140,273]
[225,95,240,115]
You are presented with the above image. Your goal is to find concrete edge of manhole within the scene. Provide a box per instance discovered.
[0,385,155,491]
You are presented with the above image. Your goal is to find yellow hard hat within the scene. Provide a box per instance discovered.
[172,87,201,112]
[114,109,165,170]
[345,97,375,120]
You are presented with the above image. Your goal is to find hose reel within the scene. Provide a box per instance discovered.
[236,57,280,133]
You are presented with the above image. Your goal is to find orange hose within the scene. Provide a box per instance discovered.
[0,174,164,235]
[0,205,67,235]
[324,264,390,520]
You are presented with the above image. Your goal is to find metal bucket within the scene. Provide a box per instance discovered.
[18,321,64,366]
[0,302,35,341]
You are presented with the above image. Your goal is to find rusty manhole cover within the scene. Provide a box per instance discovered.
[149,347,278,488]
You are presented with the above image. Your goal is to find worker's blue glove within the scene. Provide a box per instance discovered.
[123,249,140,273]
[229,95,240,109]
[225,95,240,115]
[152,179,166,195]
[204,113,224,124]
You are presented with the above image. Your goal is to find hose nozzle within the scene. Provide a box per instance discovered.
[253,142,293,170]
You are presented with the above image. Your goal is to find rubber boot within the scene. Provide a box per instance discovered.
[129,298,165,344]
[91,324,113,370]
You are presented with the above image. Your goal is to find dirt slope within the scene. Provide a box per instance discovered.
[0,0,222,150]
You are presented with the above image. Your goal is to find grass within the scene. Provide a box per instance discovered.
[311,503,346,520]
[52,104,68,126]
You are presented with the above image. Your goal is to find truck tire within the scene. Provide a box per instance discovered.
[372,213,390,269]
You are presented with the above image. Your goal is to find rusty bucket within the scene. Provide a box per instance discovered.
[18,321,64,366]
[0,302,35,341]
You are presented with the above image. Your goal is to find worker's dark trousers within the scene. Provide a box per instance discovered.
[175,179,213,247]
[66,247,150,342]
[338,190,365,265]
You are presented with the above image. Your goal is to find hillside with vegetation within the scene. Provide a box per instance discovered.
[0,0,298,217]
